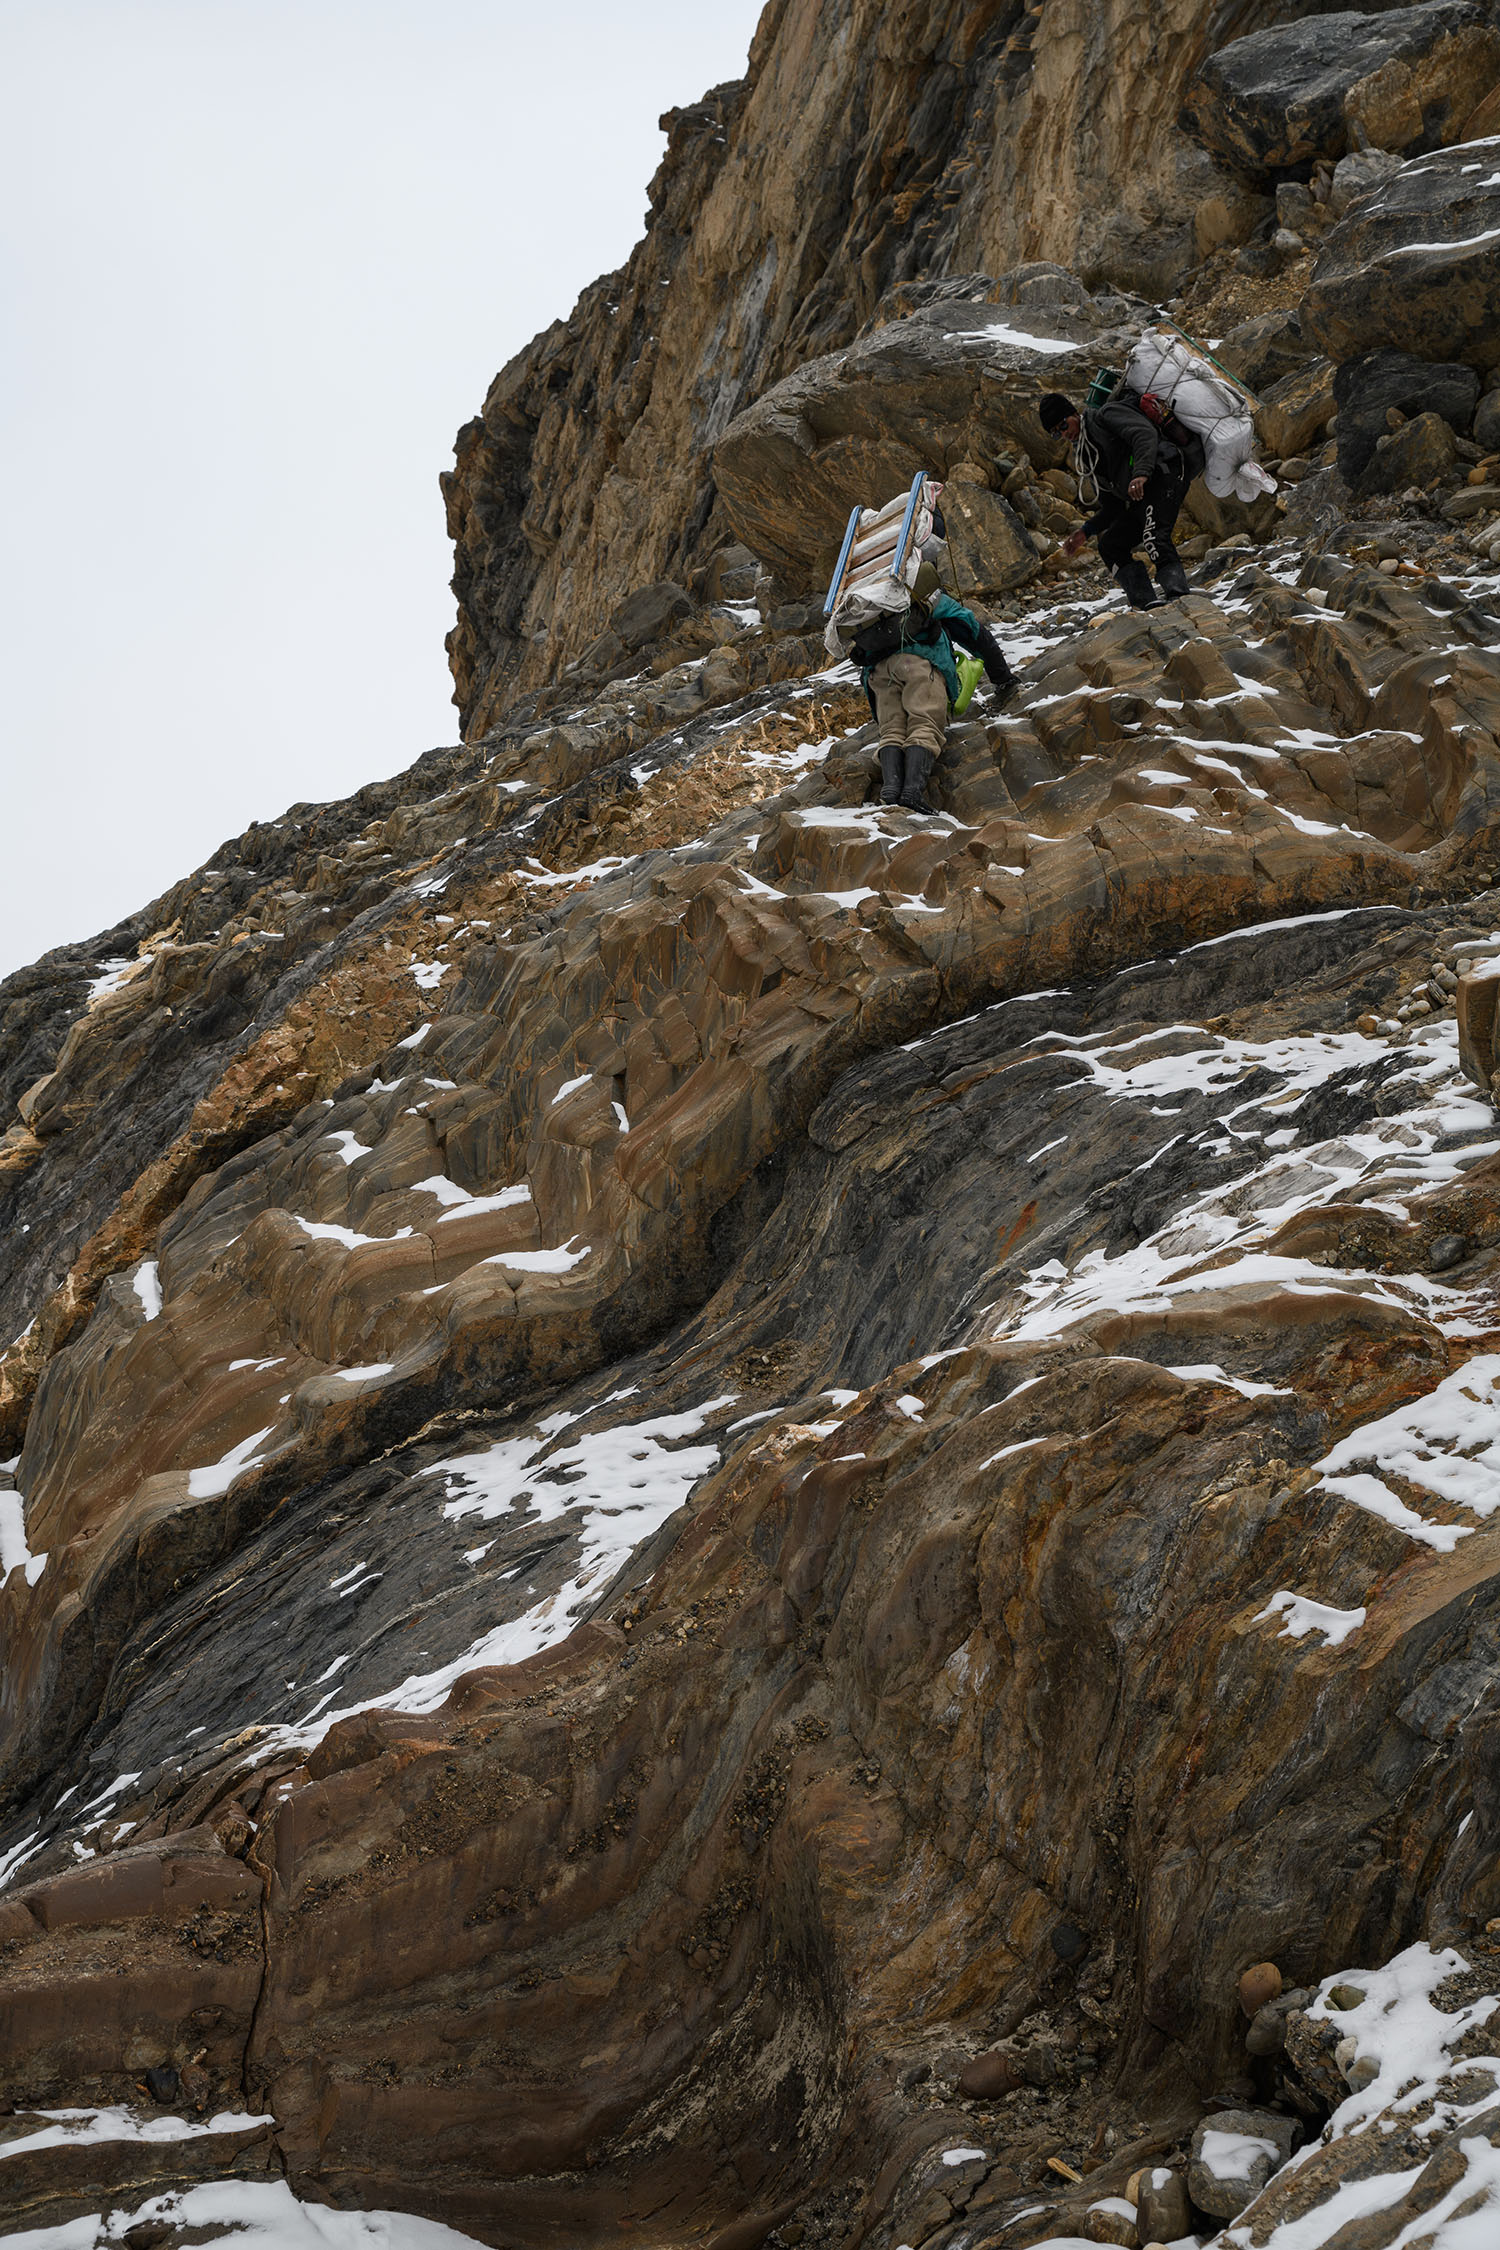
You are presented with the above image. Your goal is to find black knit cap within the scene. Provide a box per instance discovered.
[1037,391,1076,433]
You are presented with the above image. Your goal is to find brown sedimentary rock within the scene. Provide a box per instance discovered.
[20,5,1500,2233]
[4,549,1500,2239]
[958,2051,1021,2098]
[12,558,1496,1817]
[0,953,428,1454]
[442,0,1313,730]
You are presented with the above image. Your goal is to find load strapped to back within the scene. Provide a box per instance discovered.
[1122,328,1276,504]
[823,472,942,664]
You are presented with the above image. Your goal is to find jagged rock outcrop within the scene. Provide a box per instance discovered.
[1179,1,1500,176]
[442,0,1334,733]
[9,526,1500,2245]
[1332,347,1482,483]
[1302,136,1500,363]
[21,3,1500,2245]
[711,287,1133,587]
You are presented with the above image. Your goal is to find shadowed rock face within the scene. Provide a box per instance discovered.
[1332,348,1481,484]
[10,537,1500,2243]
[1179,2,1500,177]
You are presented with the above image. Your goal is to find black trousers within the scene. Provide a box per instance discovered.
[1093,468,1189,571]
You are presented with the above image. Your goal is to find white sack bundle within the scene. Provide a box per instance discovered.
[1123,330,1277,504]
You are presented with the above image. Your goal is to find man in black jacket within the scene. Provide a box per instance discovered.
[1038,388,1204,609]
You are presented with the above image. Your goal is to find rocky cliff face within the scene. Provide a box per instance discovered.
[14,5,1500,2249]
[442,0,1359,734]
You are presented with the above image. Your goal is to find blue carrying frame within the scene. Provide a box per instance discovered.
[823,507,862,617]
[888,470,927,582]
[822,471,929,616]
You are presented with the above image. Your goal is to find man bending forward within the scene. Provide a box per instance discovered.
[1038,388,1203,610]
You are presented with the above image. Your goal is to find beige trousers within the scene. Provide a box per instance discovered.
[869,652,948,756]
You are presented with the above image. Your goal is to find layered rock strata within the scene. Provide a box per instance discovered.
[443,0,1334,728]
[8,537,1500,2245]
[19,2,1500,2243]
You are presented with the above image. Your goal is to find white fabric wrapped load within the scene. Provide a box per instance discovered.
[1122,329,1277,504]
[824,481,939,659]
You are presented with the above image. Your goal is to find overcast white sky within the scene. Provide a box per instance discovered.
[0,0,763,979]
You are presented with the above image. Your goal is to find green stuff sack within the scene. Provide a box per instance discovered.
[1084,366,1123,413]
[953,653,984,714]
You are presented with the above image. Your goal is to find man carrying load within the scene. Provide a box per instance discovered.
[1038,388,1203,610]
[857,554,1015,814]
[825,477,1016,815]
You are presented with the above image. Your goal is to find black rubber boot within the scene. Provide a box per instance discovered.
[1116,559,1165,610]
[878,745,904,803]
[900,748,936,814]
[1155,552,1191,599]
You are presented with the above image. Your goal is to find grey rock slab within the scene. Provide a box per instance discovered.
[1218,309,1318,394]
[1329,147,1406,218]
[1304,141,1500,365]
[1188,2107,1299,2220]
[1180,4,1500,176]
[1360,408,1461,495]
[1333,347,1480,483]
[610,582,694,651]
[1239,2092,1500,2244]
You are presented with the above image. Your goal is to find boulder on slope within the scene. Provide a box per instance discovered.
[1360,406,1462,491]
[1188,2108,1299,2220]
[609,581,694,650]
[1328,146,1406,216]
[1217,308,1318,394]
[938,478,1041,596]
[1302,142,1500,365]
[1179,3,1500,177]
[1255,358,1337,460]
[1332,347,1481,481]
[712,295,1137,589]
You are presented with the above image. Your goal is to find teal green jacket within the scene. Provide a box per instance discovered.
[860,591,1001,715]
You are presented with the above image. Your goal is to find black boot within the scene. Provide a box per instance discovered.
[900,748,936,814]
[878,745,904,803]
[987,664,1017,708]
[1115,559,1165,610]
[1155,552,1191,599]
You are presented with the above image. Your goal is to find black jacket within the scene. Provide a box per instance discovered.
[1083,395,1206,503]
